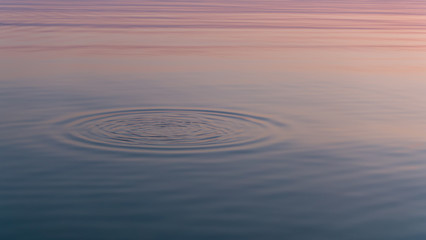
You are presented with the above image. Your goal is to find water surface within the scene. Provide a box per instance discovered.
[2,1,426,239]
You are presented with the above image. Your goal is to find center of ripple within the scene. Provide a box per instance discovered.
[52,108,287,154]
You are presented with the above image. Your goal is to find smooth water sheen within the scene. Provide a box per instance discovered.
[2,1,426,240]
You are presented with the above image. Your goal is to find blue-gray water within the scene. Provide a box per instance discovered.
[2,1,426,239]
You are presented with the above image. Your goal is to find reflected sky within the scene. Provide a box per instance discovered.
[2,0,426,76]
[2,1,426,239]
[2,0,426,147]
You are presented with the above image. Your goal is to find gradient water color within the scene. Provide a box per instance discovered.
[2,1,426,239]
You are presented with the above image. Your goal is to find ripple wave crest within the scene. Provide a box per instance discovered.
[52,108,286,154]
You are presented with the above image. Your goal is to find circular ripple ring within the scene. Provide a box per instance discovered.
[52,108,286,154]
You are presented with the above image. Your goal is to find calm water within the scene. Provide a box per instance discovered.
[2,1,426,239]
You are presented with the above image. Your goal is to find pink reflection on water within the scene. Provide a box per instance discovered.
[2,0,426,76]
[1,1,426,56]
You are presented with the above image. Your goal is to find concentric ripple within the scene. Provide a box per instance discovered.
[51,108,287,154]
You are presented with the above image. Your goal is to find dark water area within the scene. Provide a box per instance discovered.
[2,1,426,239]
